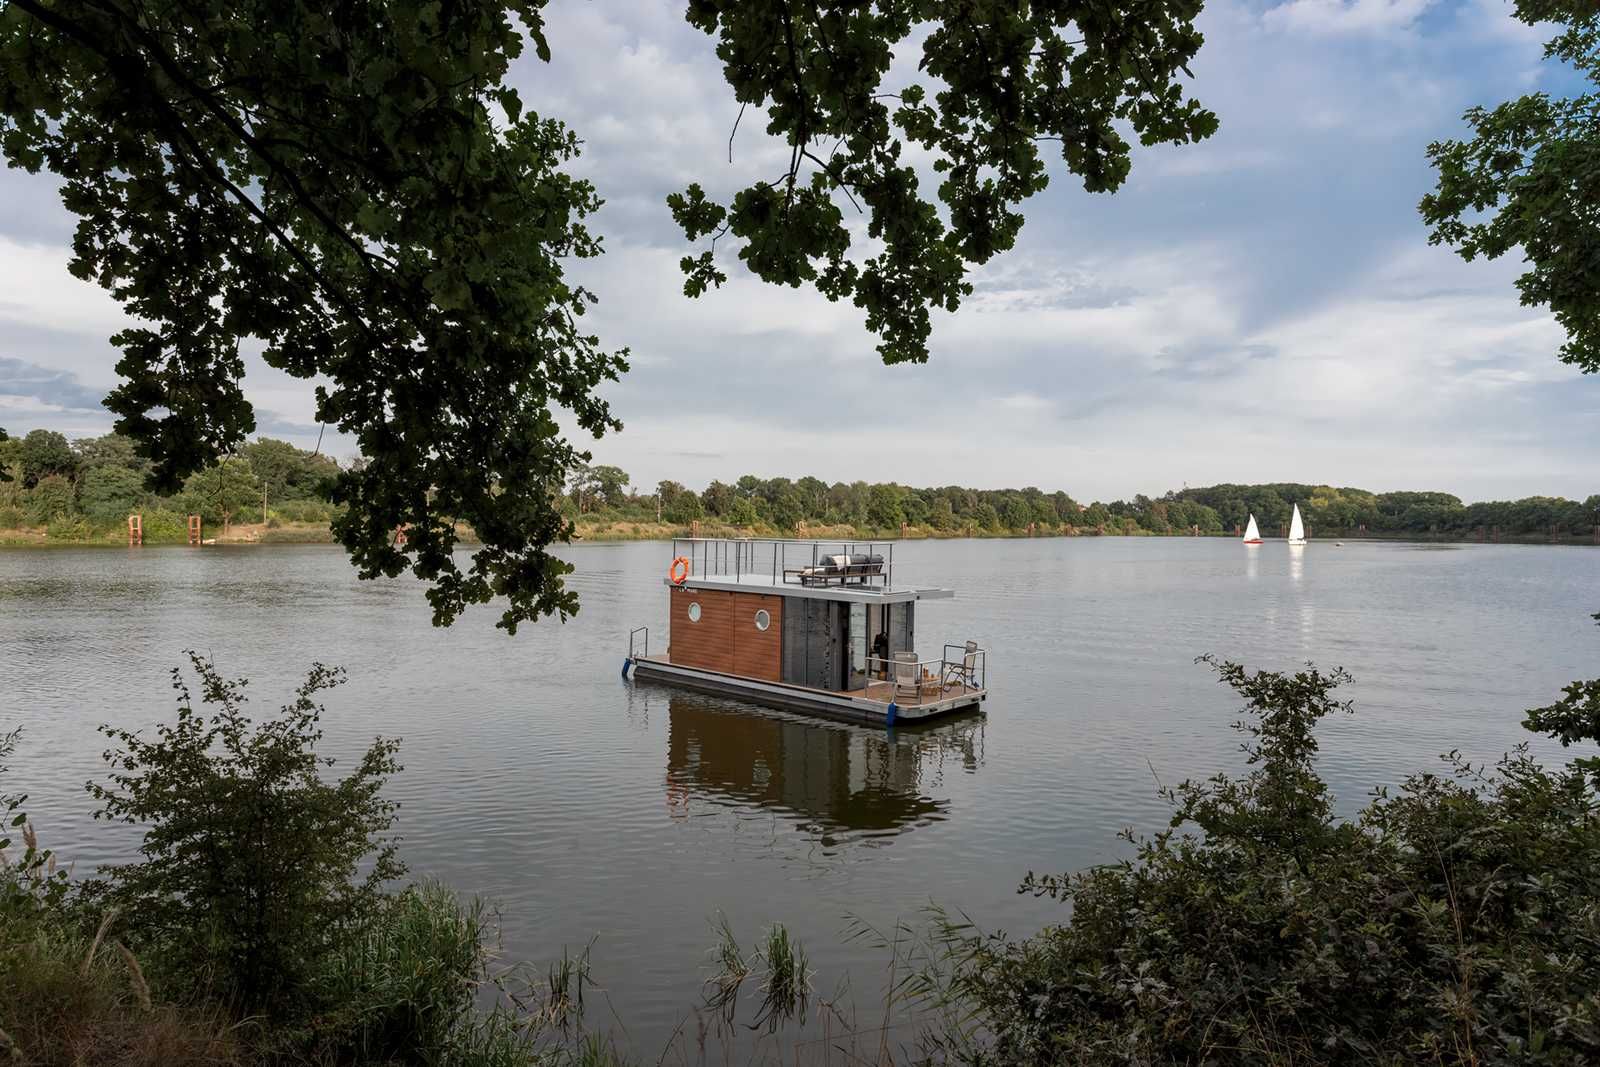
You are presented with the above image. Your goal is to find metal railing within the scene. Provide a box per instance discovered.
[668,537,896,590]
[628,626,649,660]
[861,646,987,705]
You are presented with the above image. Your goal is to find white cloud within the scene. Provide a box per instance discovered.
[0,234,134,346]
[1264,0,1436,37]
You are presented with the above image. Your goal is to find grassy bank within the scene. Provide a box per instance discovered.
[7,516,1597,549]
[0,519,338,546]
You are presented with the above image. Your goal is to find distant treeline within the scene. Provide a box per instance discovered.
[4,428,1595,544]
[0,428,340,541]
[570,466,1600,541]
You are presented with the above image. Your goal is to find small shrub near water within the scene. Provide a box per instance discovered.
[83,653,405,1014]
[4,662,626,1067]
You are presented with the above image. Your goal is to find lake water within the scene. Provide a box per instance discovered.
[2,538,1596,1055]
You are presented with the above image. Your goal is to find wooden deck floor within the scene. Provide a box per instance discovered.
[860,677,983,706]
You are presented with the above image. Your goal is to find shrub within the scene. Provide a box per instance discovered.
[139,508,189,543]
[45,515,96,542]
[272,498,335,524]
[84,654,404,1014]
[78,464,146,521]
[0,505,25,529]
[923,641,1600,1065]
[23,474,73,524]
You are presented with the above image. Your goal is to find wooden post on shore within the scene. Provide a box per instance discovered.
[187,515,202,545]
[691,520,701,538]
[127,513,142,546]
[900,521,908,539]
[1234,523,1241,537]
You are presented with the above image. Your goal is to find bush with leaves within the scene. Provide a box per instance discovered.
[923,627,1600,1065]
[84,654,404,1014]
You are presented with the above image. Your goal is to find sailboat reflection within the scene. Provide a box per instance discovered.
[665,694,983,843]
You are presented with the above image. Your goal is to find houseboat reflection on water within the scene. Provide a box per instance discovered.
[663,693,984,844]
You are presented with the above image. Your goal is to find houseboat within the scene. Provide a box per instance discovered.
[624,538,988,726]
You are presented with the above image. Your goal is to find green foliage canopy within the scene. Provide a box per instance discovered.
[1421,1,1600,372]
[0,0,626,631]
[182,455,261,528]
[16,429,75,488]
[669,0,1217,365]
[76,463,145,519]
[0,0,1223,628]
[242,436,338,503]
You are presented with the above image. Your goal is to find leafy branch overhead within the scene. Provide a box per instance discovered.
[0,0,627,631]
[669,0,1218,365]
[1421,0,1600,373]
[0,0,1214,629]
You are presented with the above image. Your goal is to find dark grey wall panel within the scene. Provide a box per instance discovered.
[780,596,847,690]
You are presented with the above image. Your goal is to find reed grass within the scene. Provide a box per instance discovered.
[752,924,811,1034]
[702,913,749,1022]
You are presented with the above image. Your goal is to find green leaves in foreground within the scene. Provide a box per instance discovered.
[1421,0,1600,373]
[0,0,627,630]
[920,639,1600,1064]
[672,0,1218,365]
[84,653,404,1012]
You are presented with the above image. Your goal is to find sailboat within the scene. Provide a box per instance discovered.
[1242,513,1263,544]
[1287,504,1307,546]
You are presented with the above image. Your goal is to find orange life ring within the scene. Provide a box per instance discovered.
[669,556,691,585]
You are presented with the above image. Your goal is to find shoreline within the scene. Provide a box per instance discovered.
[3,524,1595,550]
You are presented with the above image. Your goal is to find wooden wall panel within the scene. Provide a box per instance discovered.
[731,593,783,682]
[669,587,733,674]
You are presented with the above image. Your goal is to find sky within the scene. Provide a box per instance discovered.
[0,0,1594,504]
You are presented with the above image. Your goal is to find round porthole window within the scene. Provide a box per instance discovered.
[687,602,702,623]
[754,608,771,632]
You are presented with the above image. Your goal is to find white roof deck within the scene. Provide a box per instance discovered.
[670,572,953,603]
[666,536,955,603]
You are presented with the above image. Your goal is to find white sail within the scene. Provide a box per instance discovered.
[1242,514,1261,543]
[1288,504,1306,545]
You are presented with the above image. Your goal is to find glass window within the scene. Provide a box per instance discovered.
[754,608,771,631]
[687,601,701,623]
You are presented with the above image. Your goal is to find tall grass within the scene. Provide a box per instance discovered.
[306,882,626,1067]
[1,842,238,1067]
[307,882,484,1060]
